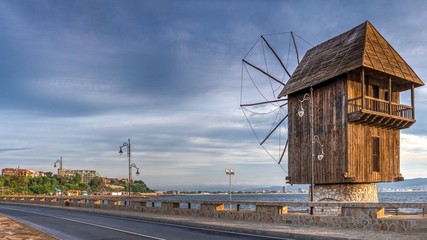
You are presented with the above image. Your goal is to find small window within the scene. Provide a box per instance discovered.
[372,137,380,172]
[373,85,380,99]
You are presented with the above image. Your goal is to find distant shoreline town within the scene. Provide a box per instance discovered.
[2,166,426,195]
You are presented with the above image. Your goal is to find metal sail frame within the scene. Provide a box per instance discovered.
[239,33,302,170]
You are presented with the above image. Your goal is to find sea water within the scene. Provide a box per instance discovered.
[153,191,427,212]
[156,191,427,202]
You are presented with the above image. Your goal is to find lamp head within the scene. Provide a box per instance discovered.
[53,163,57,168]
[297,103,305,118]
[136,168,140,176]
[317,147,325,161]
[119,146,123,155]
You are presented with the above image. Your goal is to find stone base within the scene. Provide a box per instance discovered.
[310,183,378,215]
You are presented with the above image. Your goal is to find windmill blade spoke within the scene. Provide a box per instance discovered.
[241,108,264,144]
[242,59,285,86]
[240,98,287,107]
[290,32,300,65]
[241,106,279,115]
[260,114,288,145]
[278,139,288,164]
[240,32,312,173]
[261,35,292,78]
[279,102,288,108]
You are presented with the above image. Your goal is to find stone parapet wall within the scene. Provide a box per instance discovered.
[1,195,426,233]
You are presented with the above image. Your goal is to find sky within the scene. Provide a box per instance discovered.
[0,0,426,190]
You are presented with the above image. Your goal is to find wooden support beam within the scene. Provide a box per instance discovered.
[360,114,377,124]
[384,117,393,125]
[361,67,365,109]
[376,115,388,125]
[360,112,371,122]
[388,76,392,115]
[400,121,413,129]
[411,83,415,119]
[395,119,405,128]
[370,115,382,125]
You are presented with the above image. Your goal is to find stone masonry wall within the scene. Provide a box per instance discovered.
[313,183,378,215]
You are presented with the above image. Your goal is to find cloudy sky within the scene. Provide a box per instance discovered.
[1,0,426,190]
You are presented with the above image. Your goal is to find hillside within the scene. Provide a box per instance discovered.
[377,178,427,191]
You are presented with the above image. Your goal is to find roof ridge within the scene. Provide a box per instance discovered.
[361,21,368,69]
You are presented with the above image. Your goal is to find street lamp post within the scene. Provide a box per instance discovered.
[15,165,20,176]
[298,87,325,215]
[53,157,63,196]
[14,166,20,194]
[53,157,63,176]
[119,138,140,199]
[225,169,235,210]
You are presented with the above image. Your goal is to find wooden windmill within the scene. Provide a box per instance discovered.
[278,21,424,202]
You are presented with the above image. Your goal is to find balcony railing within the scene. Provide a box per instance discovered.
[348,96,415,129]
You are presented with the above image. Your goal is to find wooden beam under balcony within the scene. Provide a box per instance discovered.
[348,109,415,129]
[349,107,414,128]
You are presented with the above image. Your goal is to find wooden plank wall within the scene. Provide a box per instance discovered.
[347,124,400,182]
[288,69,401,184]
[288,75,348,184]
[347,70,401,182]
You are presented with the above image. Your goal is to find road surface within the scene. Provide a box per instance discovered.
[0,204,294,240]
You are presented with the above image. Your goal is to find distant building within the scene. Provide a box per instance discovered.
[1,168,36,177]
[59,169,99,184]
[34,171,46,177]
[1,168,15,176]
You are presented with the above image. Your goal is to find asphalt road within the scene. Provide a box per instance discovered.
[0,204,294,240]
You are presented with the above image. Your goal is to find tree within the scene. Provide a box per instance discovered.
[88,176,103,193]
[131,180,152,193]
[1,174,153,195]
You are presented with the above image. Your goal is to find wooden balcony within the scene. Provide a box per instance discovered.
[348,96,415,129]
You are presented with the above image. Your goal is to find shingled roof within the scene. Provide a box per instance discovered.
[279,21,424,97]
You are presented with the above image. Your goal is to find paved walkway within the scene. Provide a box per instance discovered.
[0,214,58,240]
[2,206,427,240]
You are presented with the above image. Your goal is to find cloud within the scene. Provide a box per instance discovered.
[0,148,31,152]
[0,1,426,188]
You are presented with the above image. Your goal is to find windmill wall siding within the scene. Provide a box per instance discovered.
[288,70,401,185]
[288,75,348,185]
[346,70,401,183]
[347,123,400,183]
